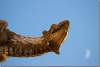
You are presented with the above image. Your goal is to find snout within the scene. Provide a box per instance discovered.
[58,20,69,30]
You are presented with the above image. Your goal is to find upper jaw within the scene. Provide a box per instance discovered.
[49,20,69,34]
[58,20,69,29]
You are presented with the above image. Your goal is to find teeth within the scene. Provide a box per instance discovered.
[52,27,60,33]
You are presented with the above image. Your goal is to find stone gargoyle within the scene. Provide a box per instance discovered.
[0,20,69,61]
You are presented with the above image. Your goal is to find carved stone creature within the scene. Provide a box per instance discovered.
[0,20,69,61]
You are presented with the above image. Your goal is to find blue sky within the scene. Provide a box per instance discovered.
[0,0,99,66]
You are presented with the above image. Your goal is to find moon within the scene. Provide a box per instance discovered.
[85,49,91,59]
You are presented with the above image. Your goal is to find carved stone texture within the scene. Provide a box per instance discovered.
[0,20,69,61]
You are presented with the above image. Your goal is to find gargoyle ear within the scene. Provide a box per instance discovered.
[0,20,8,27]
[0,20,8,32]
[42,30,52,41]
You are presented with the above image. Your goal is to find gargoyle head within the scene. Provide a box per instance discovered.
[43,20,70,54]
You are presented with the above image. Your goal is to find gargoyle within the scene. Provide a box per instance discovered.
[0,20,69,61]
